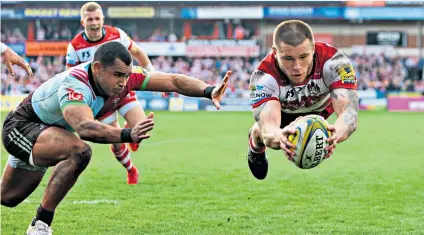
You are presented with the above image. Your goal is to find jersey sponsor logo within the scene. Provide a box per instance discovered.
[251,92,272,104]
[251,92,271,99]
[285,87,303,99]
[338,65,356,84]
[249,84,264,91]
[67,59,76,65]
[81,51,91,59]
[306,81,321,95]
[67,88,84,101]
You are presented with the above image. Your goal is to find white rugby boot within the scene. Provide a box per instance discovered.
[26,220,53,235]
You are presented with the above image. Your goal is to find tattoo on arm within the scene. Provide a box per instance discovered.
[79,122,109,143]
[344,90,359,137]
[253,103,266,122]
[63,106,116,143]
[331,89,359,137]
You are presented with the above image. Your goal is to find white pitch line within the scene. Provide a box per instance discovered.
[23,199,119,205]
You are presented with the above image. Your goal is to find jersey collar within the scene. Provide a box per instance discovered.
[82,27,106,43]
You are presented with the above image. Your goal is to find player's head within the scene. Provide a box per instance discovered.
[80,2,104,41]
[272,20,315,85]
[92,41,133,97]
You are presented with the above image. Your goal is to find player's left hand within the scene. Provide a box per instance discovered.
[324,125,337,158]
[211,71,232,109]
[2,47,33,76]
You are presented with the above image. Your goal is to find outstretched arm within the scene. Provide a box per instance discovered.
[141,71,232,109]
[1,43,33,76]
[330,88,359,143]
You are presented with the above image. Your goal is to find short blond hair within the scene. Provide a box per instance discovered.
[273,20,314,48]
[80,2,103,19]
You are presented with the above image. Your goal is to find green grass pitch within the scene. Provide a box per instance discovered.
[1,111,423,234]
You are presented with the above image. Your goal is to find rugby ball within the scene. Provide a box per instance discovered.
[288,115,331,169]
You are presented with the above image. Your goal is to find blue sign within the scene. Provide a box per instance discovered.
[136,91,170,111]
[263,7,343,19]
[181,8,197,19]
[1,9,24,19]
[5,43,25,55]
[344,7,424,20]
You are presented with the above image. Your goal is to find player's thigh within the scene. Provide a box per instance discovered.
[31,126,89,167]
[118,91,146,127]
[2,116,90,168]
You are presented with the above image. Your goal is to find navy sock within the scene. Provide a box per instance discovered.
[32,205,54,226]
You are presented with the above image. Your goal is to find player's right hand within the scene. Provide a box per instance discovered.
[324,124,337,159]
[279,119,299,159]
[130,112,154,142]
[2,47,33,76]
[211,71,232,109]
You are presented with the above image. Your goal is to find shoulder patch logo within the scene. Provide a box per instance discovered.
[338,65,356,84]
[67,88,84,101]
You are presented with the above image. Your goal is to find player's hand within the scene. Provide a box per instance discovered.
[2,47,33,76]
[279,125,296,160]
[324,125,337,159]
[130,112,154,142]
[211,71,232,109]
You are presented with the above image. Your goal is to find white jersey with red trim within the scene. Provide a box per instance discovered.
[250,42,357,119]
[66,25,133,67]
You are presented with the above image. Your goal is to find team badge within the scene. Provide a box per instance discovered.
[67,88,84,101]
[338,65,356,84]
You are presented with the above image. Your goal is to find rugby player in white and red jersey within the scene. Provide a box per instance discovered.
[66,2,154,184]
[247,20,359,180]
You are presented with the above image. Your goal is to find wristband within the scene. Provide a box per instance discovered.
[120,128,133,142]
[203,86,215,100]
[145,63,155,72]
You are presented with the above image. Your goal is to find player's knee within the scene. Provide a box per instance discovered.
[1,196,23,207]
[70,142,92,172]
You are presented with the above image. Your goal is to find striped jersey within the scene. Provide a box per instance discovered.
[249,42,357,118]
[66,25,133,67]
[31,62,150,131]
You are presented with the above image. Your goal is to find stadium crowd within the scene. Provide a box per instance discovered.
[2,54,424,97]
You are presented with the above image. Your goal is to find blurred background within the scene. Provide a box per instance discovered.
[1,0,424,112]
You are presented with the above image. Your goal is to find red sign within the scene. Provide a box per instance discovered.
[186,39,260,57]
[346,1,386,7]
[314,34,334,45]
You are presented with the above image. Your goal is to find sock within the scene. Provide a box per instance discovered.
[32,205,54,226]
[111,144,133,171]
[249,135,266,153]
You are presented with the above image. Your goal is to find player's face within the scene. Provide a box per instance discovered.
[273,39,314,85]
[93,59,132,97]
[81,9,104,40]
